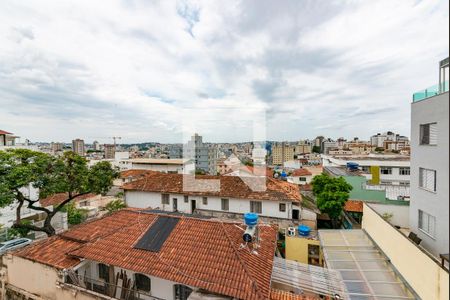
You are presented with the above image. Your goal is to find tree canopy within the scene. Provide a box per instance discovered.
[311,173,353,228]
[0,149,119,236]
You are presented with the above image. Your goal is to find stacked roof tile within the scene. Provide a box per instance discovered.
[122,172,301,202]
[14,209,279,300]
[290,169,312,177]
[39,193,97,208]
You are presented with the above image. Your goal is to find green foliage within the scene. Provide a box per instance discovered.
[312,145,321,153]
[0,149,119,235]
[311,174,353,228]
[104,199,127,213]
[62,203,88,225]
[382,212,393,222]
[7,220,32,239]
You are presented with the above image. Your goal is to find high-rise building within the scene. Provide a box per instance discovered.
[409,57,449,257]
[50,142,63,153]
[72,139,85,156]
[184,133,217,174]
[272,142,295,165]
[92,140,100,151]
[104,144,116,159]
[295,140,311,155]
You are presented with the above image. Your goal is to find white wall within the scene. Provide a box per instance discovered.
[125,191,291,219]
[131,163,183,173]
[369,203,410,228]
[410,92,449,256]
[78,260,182,300]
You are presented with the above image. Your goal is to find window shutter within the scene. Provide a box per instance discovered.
[429,123,438,145]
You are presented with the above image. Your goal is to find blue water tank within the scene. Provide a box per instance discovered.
[298,224,311,236]
[281,171,287,178]
[244,213,258,226]
[346,162,359,171]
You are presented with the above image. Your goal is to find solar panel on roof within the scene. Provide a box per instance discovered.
[134,216,180,252]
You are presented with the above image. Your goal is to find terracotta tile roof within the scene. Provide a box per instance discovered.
[270,289,318,300]
[0,130,12,135]
[344,200,363,213]
[122,172,301,202]
[39,193,97,208]
[291,169,312,177]
[14,210,278,300]
[299,184,312,191]
[13,236,82,269]
[120,169,156,178]
[60,209,140,242]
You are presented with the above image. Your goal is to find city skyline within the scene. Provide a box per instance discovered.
[0,0,449,143]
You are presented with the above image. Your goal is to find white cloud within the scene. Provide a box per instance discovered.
[0,0,448,143]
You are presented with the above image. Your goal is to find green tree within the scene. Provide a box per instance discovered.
[312,145,321,153]
[61,202,88,225]
[0,149,119,236]
[104,199,127,213]
[311,173,332,195]
[312,174,352,228]
[7,220,32,239]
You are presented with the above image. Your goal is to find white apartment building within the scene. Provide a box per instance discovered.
[409,57,449,257]
[322,154,410,186]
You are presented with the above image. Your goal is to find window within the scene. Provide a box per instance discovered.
[250,201,262,214]
[299,177,307,182]
[419,168,436,192]
[380,167,392,175]
[184,195,189,203]
[161,194,170,205]
[279,203,286,212]
[135,273,151,292]
[361,166,370,173]
[98,263,109,282]
[418,210,436,238]
[420,123,437,145]
[174,284,193,300]
[202,197,208,205]
[221,198,229,211]
[399,167,410,176]
[79,200,89,207]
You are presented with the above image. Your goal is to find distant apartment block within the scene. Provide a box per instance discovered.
[72,138,85,156]
[272,142,295,165]
[409,57,449,257]
[103,144,115,159]
[184,133,218,174]
[294,140,311,154]
[50,142,63,153]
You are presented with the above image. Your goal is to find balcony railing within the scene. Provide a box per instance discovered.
[413,81,449,102]
[65,273,163,300]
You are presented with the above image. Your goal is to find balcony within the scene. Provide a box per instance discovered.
[64,273,163,300]
[413,81,449,102]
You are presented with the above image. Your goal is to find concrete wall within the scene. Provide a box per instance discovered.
[285,236,321,265]
[368,203,409,228]
[362,203,449,300]
[125,191,291,219]
[410,92,449,256]
[2,255,96,300]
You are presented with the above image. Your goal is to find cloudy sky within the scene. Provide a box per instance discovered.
[0,0,448,144]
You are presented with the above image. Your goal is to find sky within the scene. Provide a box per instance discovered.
[0,0,448,144]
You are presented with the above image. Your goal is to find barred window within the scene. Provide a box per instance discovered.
[250,201,262,214]
[161,194,170,205]
[221,198,229,211]
[419,168,436,192]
